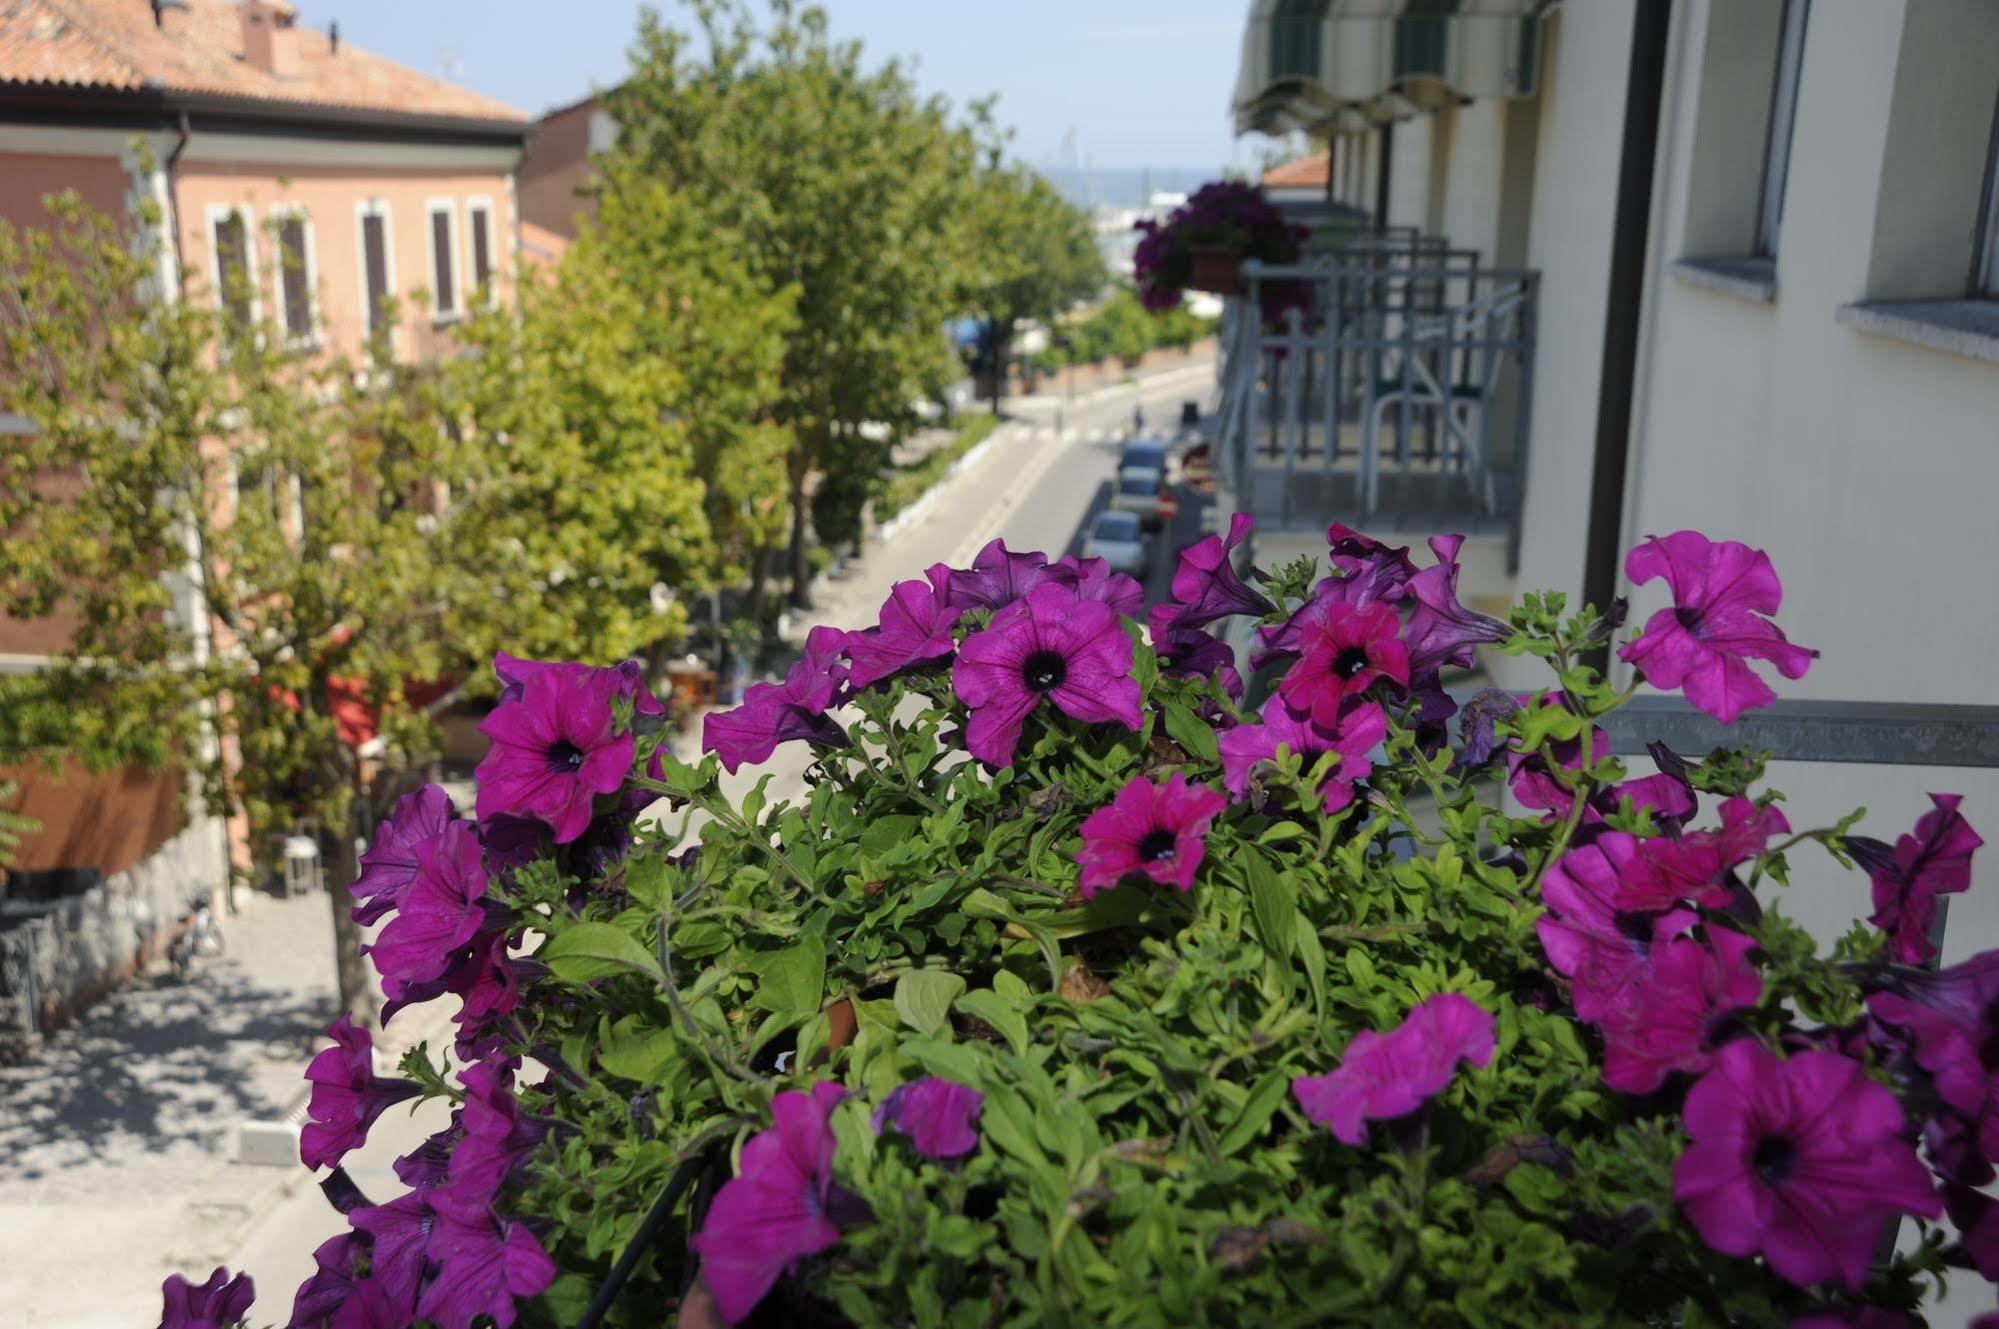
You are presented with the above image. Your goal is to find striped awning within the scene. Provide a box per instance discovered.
[1232,0,1553,137]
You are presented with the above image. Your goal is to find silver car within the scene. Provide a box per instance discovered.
[1110,464,1167,529]
[1082,509,1148,575]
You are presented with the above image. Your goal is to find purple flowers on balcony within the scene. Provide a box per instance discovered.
[702,625,852,773]
[845,571,961,691]
[476,659,641,843]
[1155,513,1272,632]
[1673,1041,1940,1289]
[1594,927,1763,1094]
[1851,793,1983,965]
[952,583,1141,767]
[1276,601,1409,727]
[873,1077,985,1160]
[365,820,491,993]
[943,537,1076,612]
[1075,771,1228,897]
[300,1016,421,1172]
[1218,695,1387,814]
[1131,180,1305,311]
[416,1190,558,1329]
[157,1267,255,1329]
[1292,994,1496,1146]
[1619,531,1817,725]
[350,783,457,926]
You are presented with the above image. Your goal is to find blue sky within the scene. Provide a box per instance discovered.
[317,1,1267,172]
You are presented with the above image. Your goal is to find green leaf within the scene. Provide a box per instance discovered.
[1161,699,1221,766]
[598,1015,678,1082]
[894,969,966,1036]
[1216,1070,1291,1156]
[954,988,1029,1056]
[861,813,920,857]
[992,969,1031,1004]
[539,922,665,985]
[1242,846,1297,962]
[751,934,826,1015]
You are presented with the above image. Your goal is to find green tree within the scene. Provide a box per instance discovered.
[0,192,507,1013]
[604,0,975,607]
[962,160,1105,412]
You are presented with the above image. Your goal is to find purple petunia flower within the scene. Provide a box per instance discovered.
[1058,554,1147,619]
[1276,600,1409,728]
[1151,620,1245,701]
[1075,771,1228,898]
[691,1081,855,1324]
[351,784,457,926]
[1538,833,1697,1021]
[1402,534,1509,679]
[415,1189,558,1329]
[1217,695,1387,814]
[1947,1185,1999,1282]
[846,571,961,691]
[287,1233,364,1329]
[364,821,491,992]
[1252,528,1418,673]
[1617,797,1790,912]
[493,652,664,716]
[1867,952,1999,1185]
[1853,794,1983,966]
[1454,688,1522,768]
[348,1191,436,1311]
[1292,994,1496,1146]
[1158,513,1272,631]
[1594,928,1763,1094]
[476,661,638,844]
[1506,694,1698,832]
[952,584,1142,767]
[445,1059,549,1199]
[702,626,852,774]
[1672,1040,1940,1289]
[159,1267,255,1329]
[1618,531,1817,725]
[943,538,1078,612]
[872,1077,985,1159]
[300,1016,421,1172]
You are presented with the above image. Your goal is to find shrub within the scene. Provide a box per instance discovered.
[188,522,1996,1329]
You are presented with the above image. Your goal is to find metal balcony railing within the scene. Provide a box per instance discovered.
[1215,237,1541,570]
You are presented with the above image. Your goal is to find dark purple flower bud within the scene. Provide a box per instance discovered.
[1160,514,1272,631]
[351,784,457,926]
[288,1233,364,1328]
[1864,794,1983,966]
[1402,535,1508,678]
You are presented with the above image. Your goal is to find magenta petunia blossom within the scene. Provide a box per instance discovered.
[703,626,852,773]
[1853,793,1983,966]
[1538,833,1696,1021]
[300,1016,421,1171]
[287,1233,365,1329]
[1058,554,1147,619]
[350,783,457,926]
[1617,797,1790,912]
[1867,952,1999,1184]
[1276,600,1409,727]
[1075,771,1228,897]
[493,652,664,719]
[1159,513,1272,630]
[1618,531,1817,724]
[442,1059,548,1199]
[476,662,637,843]
[691,1081,855,1324]
[1252,531,1416,673]
[943,538,1078,612]
[951,584,1142,767]
[1594,927,1763,1094]
[1672,1040,1940,1289]
[1506,695,1698,832]
[1151,620,1245,701]
[845,571,961,691]
[1292,993,1496,1146]
[158,1267,255,1329]
[348,1191,436,1312]
[365,821,491,991]
[1218,694,1387,814]
[872,1077,985,1159]
[1402,534,1509,679]
[416,1189,558,1329]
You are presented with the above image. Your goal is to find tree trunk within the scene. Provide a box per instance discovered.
[989,326,1012,416]
[785,443,814,611]
[323,818,376,1024]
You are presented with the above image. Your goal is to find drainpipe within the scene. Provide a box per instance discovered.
[1374,121,1394,229]
[1580,0,1672,676]
[163,111,192,282]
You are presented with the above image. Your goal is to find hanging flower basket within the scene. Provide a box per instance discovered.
[1188,248,1243,296]
[1133,180,1305,310]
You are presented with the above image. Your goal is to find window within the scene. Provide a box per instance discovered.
[358,201,394,340]
[272,211,314,343]
[427,200,459,320]
[210,206,255,329]
[1755,0,1810,258]
[1977,95,1999,298]
[466,199,494,299]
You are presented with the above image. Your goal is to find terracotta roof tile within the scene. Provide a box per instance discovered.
[0,0,526,124]
[1262,151,1330,189]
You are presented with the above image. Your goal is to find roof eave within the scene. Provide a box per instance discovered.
[0,81,531,146]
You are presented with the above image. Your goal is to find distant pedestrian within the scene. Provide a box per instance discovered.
[1133,404,1146,435]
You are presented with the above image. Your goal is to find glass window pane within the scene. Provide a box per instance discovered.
[1978,102,1999,298]
[470,206,492,291]
[278,218,311,339]
[431,209,456,315]
[214,211,251,328]
[363,213,389,334]
[1756,0,1810,258]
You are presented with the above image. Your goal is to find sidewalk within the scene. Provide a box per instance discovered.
[0,887,349,1327]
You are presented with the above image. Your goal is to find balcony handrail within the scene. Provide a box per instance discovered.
[1598,697,1999,769]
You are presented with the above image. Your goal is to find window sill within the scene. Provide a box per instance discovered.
[1670,256,1778,305]
[1835,299,1999,366]
[431,312,465,329]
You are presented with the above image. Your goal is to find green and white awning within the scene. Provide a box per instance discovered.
[1233,0,1553,137]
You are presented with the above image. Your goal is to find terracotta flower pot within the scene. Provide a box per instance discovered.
[1188,249,1243,296]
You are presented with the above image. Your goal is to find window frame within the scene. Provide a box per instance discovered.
[1753,0,1810,260]
[464,195,496,305]
[355,199,398,349]
[1975,91,1999,299]
[268,206,318,347]
[206,202,259,330]
[425,197,462,323]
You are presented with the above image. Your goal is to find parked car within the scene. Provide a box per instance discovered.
[1110,464,1169,530]
[1119,436,1170,481]
[1082,510,1148,575]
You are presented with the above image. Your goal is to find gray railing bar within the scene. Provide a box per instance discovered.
[1598,697,1999,768]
